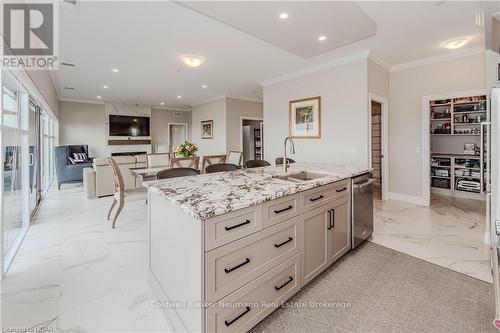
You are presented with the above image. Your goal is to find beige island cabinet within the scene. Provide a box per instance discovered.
[146,165,368,332]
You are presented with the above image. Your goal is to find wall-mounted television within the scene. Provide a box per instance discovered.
[109,115,150,137]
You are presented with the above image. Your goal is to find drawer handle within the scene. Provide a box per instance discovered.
[274,237,293,248]
[224,219,251,231]
[274,205,293,214]
[336,187,347,193]
[224,258,251,273]
[274,276,294,291]
[309,195,324,202]
[224,306,251,327]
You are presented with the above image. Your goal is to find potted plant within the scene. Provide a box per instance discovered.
[175,141,198,157]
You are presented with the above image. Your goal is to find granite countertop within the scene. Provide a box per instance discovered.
[145,163,371,220]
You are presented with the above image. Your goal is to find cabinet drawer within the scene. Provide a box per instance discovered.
[205,217,300,302]
[301,179,350,212]
[263,194,301,228]
[205,205,263,251]
[206,254,300,333]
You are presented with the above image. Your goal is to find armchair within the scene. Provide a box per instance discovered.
[55,146,93,189]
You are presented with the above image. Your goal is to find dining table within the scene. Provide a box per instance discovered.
[129,166,170,183]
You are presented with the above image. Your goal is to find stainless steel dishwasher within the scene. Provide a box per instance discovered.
[352,173,376,249]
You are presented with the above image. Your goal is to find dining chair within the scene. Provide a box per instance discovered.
[226,151,243,166]
[107,157,125,229]
[169,156,200,170]
[244,159,271,168]
[157,167,199,179]
[147,153,170,168]
[201,155,226,173]
[205,163,239,174]
[275,157,296,166]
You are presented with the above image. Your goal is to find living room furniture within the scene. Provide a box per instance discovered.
[55,145,93,189]
[227,151,243,166]
[83,154,147,198]
[147,153,170,168]
[107,158,125,229]
[205,163,238,174]
[83,167,96,198]
[169,156,200,170]
[201,155,226,173]
[157,167,199,180]
[244,159,271,168]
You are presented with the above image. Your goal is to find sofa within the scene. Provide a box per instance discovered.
[84,154,147,198]
[55,145,94,189]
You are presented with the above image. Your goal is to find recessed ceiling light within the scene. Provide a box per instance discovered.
[202,84,207,88]
[103,85,108,89]
[180,55,205,68]
[96,95,102,99]
[279,13,288,20]
[441,36,470,49]
[160,102,165,105]
[177,95,182,99]
[112,68,119,73]
[318,35,327,41]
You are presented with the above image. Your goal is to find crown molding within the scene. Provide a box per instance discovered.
[259,49,371,87]
[367,51,391,71]
[227,95,263,103]
[151,106,192,112]
[190,94,227,107]
[390,46,484,72]
[60,98,105,105]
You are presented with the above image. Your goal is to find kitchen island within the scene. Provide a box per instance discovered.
[145,163,370,333]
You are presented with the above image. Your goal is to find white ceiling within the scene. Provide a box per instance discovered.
[180,1,377,58]
[55,1,485,109]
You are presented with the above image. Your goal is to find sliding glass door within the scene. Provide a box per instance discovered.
[28,102,40,216]
[1,70,30,269]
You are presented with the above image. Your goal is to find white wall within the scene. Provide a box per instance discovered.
[191,98,227,155]
[151,108,192,152]
[263,59,368,166]
[226,98,263,152]
[368,59,390,99]
[59,101,106,157]
[59,101,192,157]
[389,53,486,199]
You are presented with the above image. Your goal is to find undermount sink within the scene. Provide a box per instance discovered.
[275,171,329,183]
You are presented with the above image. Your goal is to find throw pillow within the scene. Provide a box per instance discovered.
[68,156,76,165]
[72,152,87,162]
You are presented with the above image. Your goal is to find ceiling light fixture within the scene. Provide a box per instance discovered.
[112,68,119,73]
[96,95,102,99]
[202,84,207,88]
[177,95,182,99]
[279,13,288,20]
[160,102,165,105]
[318,35,327,41]
[441,36,470,50]
[103,85,108,89]
[180,55,205,68]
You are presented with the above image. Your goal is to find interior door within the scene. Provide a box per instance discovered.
[169,124,186,154]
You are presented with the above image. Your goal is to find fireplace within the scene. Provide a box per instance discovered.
[111,151,147,157]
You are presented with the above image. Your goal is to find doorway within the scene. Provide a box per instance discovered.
[240,117,263,163]
[369,93,389,201]
[168,123,188,155]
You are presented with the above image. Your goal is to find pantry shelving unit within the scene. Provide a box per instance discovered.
[429,95,487,200]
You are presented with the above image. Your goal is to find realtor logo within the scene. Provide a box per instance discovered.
[2,1,59,69]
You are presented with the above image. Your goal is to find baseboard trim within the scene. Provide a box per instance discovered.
[389,192,426,206]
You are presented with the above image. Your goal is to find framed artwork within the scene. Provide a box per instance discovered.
[289,96,321,138]
[201,120,213,139]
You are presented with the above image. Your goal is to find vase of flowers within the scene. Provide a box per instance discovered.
[175,141,198,157]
